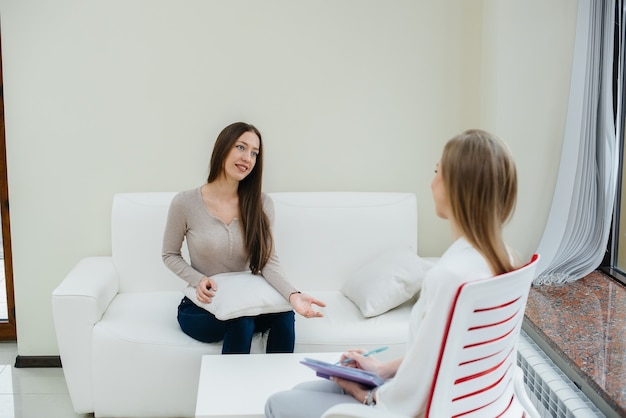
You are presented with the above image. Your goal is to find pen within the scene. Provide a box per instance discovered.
[336,346,389,365]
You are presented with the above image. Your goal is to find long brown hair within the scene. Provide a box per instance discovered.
[207,122,273,274]
[441,129,517,275]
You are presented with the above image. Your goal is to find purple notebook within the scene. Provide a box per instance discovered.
[300,358,385,388]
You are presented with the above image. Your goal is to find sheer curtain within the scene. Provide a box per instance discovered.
[535,0,624,284]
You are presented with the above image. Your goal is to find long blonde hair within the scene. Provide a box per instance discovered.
[441,129,517,275]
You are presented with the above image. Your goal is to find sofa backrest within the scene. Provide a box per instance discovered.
[111,191,418,293]
[269,192,417,291]
[112,192,183,293]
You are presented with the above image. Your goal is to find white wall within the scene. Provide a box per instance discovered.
[0,0,576,356]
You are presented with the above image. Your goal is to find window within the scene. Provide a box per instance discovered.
[0,31,17,339]
[602,131,626,286]
[601,1,626,287]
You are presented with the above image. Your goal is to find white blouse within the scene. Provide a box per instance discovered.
[375,237,494,417]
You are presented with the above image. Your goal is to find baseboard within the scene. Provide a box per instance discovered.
[14,355,62,368]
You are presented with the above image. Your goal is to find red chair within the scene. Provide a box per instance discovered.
[322,254,541,418]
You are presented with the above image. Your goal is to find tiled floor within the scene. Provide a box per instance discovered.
[0,342,89,418]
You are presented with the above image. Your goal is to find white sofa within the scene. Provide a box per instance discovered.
[52,192,426,418]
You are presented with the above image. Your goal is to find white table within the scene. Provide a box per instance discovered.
[195,352,342,418]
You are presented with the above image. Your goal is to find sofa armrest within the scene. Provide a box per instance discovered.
[52,256,119,317]
[51,256,119,413]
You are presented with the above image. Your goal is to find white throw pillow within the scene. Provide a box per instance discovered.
[182,271,293,320]
[341,248,434,318]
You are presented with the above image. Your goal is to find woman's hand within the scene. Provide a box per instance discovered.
[339,350,400,380]
[289,292,326,318]
[196,276,218,303]
[330,377,372,404]
[338,350,380,372]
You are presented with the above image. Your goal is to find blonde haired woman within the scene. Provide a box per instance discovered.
[265,129,520,417]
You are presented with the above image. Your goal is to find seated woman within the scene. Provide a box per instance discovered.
[162,122,325,354]
[265,129,521,416]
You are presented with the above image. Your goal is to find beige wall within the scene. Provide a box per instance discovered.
[0,0,576,355]
[481,0,578,262]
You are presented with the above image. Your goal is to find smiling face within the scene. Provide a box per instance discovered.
[222,131,260,182]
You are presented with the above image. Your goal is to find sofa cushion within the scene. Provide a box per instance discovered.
[182,271,293,320]
[294,291,414,358]
[96,291,266,352]
[340,248,434,317]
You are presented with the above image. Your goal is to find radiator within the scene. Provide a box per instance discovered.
[517,330,605,417]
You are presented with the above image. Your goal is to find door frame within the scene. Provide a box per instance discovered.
[0,29,18,341]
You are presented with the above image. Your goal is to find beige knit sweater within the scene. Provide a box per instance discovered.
[161,187,297,300]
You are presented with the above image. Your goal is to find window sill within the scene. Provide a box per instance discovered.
[523,270,626,417]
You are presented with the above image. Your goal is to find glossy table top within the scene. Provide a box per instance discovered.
[524,271,626,417]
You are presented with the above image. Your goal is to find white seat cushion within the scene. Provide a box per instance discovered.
[96,291,267,350]
[294,291,412,359]
[97,291,207,346]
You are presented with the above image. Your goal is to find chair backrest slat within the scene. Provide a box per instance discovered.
[426,254,540,418]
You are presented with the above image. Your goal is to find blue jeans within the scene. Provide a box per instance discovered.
[177,296,295,354]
